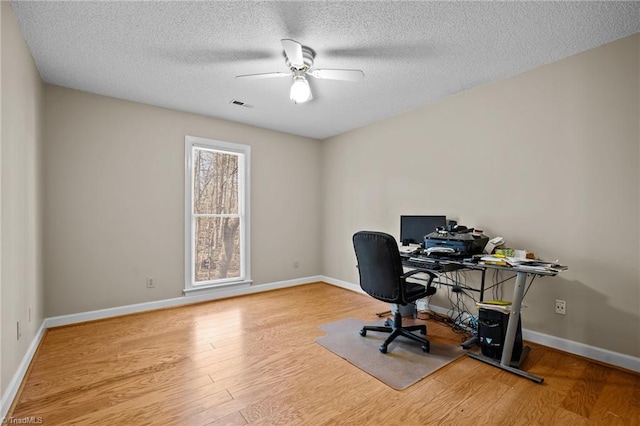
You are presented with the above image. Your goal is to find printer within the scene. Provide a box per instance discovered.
[424,229,489,256]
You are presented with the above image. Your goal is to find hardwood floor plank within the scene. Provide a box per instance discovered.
[550,406,590,425]
[588,368,640,424]
[13,359,216,424]
[562,362,611,418]
[64,383,232,426]
[203,411,248,426]
[8,283,639,425]
[503,381,566,425]
[239,357,391,425]
[318,377,433,425]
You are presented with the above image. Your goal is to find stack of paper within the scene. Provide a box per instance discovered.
[479,255,568,273]
[479,255,510,266]
[506,257,568,273]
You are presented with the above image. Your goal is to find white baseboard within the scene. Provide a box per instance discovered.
[322,277,640,373]
[1,321,47,420]
[319,275,365,295]
[522,329,640,373]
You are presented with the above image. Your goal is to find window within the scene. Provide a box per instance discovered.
[184,136,250,292]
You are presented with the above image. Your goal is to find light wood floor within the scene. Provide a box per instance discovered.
[9,283,640,425]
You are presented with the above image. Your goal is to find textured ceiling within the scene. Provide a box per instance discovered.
[10,1,640,140]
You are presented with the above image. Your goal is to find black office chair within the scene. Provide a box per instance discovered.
[353,230,438,354]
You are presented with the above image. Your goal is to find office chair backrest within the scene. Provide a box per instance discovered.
[352,231,404,303]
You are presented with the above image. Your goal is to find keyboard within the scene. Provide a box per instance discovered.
[404,258,443,271]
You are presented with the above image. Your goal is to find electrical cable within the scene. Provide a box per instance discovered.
[445,283,476,340]
[523,274,537,299]
[417,259,546,345]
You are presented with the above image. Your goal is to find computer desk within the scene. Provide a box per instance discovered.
[402,255,564,383]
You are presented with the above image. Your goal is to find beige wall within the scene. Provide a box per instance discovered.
[1,1,44,395]
[1,0,4,398]
[43,86,322,317]
[321,35,640,358]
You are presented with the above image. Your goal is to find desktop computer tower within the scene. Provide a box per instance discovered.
[478,307,523,363]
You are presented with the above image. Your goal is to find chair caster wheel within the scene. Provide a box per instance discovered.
[421,344,429,353]
[359,328,366,337]
[379,345,388,354]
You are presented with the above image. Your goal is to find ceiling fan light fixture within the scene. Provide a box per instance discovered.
[290,75,311,104]
[237,39,363,104]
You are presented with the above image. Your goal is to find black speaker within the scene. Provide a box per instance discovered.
[478,308,523,363]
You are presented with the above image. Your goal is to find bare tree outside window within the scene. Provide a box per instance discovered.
[193,149,241,282]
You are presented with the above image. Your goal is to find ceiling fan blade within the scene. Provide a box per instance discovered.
[236,72,291,80]
[281,39,304,68]
[308,69,365,81]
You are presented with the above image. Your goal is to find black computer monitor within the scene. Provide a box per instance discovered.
[400,215,447,246]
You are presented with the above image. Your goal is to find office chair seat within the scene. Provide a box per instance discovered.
[353,231,438,354]
[405,281,434,300]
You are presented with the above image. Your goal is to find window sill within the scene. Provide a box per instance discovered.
[183,280,253,296]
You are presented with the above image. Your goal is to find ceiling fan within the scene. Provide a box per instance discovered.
[236,39,365,104]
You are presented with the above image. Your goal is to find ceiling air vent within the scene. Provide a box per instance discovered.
[230,99,253,108]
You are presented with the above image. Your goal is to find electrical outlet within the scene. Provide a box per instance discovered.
[17,321,21,340]
[293,261,299,269]
[555,299,566,315]
[146,277,155,288]
[29,307,32,323]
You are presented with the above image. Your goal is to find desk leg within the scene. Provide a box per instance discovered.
[467,270,544,383]
[467,352,543,383]
[502,271,543,382]
[461,335,478,349]
[500,271,527,367]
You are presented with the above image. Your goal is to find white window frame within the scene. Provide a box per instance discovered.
[184,135,251,294]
